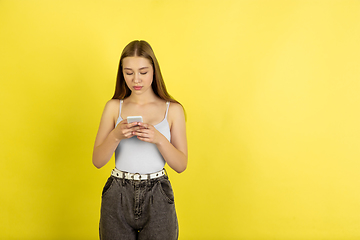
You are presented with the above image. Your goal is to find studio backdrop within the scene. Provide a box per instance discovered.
[1,0,360,239]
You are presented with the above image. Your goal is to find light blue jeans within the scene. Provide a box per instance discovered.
[99,174,178,239]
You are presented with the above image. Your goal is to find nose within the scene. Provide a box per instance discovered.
[134,72,141,83]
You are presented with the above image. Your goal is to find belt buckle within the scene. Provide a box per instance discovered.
[132,173,141,181]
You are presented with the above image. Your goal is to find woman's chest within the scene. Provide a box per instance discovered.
[120,103,167,126]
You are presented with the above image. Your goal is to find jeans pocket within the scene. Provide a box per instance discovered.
[102,177,115,197]
[158,178,175,204]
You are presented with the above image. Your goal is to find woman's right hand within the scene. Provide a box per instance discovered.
[113,119,141,141]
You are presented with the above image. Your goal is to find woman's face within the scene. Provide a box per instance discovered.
[122,56,154,95]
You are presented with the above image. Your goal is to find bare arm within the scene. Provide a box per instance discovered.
[92,100,139,168]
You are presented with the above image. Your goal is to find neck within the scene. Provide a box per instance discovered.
[127,91,158,105]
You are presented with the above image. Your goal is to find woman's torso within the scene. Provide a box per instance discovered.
[114,99,171,174]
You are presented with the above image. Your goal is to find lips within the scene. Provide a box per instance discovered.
[133,86,143,90]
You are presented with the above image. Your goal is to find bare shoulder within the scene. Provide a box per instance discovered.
[168,102,185,127]
[169,102,185,117]
[105,98,121,108]
[103,99,121,123]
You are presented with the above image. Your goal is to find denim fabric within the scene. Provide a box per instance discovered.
[99,174,178,240]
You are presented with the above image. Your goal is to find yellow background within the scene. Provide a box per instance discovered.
[1,0,360,239]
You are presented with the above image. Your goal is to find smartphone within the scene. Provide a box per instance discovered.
[127,116,143,124]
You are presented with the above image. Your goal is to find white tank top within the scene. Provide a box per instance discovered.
[114,100,171,174]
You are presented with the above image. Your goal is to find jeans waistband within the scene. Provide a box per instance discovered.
[111,168,166,181]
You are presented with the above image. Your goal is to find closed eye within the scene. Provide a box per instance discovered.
[140,72,148,75]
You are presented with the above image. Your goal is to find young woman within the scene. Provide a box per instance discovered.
[92,40,187,240]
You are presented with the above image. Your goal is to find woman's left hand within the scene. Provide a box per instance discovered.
[133,122,165,144]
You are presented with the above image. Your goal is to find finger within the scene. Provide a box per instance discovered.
[135,129,151,136]
[127,122,139,128]
[127,130,133,137]
[130,126,142,131]
[136,136,151,142]
[137,122,150,129]
[133,131,146,137]
[134,127,146,132]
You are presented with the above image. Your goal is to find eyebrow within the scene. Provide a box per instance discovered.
[123,67,149,70]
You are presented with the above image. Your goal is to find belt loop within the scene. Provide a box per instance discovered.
[163,168,168,178]
[147,173,151,188]
[133,173,141,181]
[122,172,125,186]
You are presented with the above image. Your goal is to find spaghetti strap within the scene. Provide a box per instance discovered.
[118,100,123,119]
[165,101,170,118]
